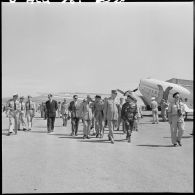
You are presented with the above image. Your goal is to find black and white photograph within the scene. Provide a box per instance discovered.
[2,1,193,193]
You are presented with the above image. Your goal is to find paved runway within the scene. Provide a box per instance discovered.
[2,112,193,193]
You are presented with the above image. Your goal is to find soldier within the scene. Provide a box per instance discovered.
[167,92,185,146]
[25,95,36,131]
[57,101,61,118]
[151,97,159,124]
[133,99,141,131]
[117,97,125,132]
[18,96,27,131]
[68,95,81,136]
[61,98,69,127]
[6,93,20,136]
[40,102,44,118]
[79,95,93,139]
[121,94,138,143]
[160,99,169,121]
[94,95,104,138]
[103,90,119,144]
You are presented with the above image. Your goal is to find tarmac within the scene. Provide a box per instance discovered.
[2,111,194,193]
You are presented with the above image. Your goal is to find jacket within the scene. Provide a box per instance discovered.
[103,97,118,121]
[46,100,58,117]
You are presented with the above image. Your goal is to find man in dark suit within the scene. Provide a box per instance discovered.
[68,95,81,136]
[46,94,58,134]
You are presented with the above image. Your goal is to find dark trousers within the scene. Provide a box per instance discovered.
[71,117,80,135]
[124,120,134,138]
[47,117,55,132]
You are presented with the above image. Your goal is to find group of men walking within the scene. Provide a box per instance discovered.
[5,93,36,136]
[4,90,187,146]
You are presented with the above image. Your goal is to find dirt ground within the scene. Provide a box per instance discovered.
[2,112,193,193]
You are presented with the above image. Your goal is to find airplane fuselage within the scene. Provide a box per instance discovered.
[139,78,193,110]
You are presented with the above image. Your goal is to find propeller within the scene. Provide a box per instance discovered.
[117,88,138,96]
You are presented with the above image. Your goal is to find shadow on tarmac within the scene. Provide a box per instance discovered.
[163,135,193,139]
[78,138,127,144]
[136,144,174,147]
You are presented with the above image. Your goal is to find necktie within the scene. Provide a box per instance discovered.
[14,102,16,110]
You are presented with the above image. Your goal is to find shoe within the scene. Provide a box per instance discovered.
[23,128,27,131]
[6,132,13,136]
[108,135,111,141]
[111,138,114,144]
[177,141,182,146]
[86,136,90,139]
[152,122,155,124]
[173,143,177,147]
[75,133,78,136]
[128,136,131,143]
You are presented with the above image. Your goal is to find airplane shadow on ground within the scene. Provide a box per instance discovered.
[136,144,174,147]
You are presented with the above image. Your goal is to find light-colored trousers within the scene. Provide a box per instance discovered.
[8,111,19,133]
[83,120,91,136]
[26,110,34,129]
[62,114,68,126]
[152,109,159,123]
[170,116,185,144]
[108,120,117,139]
[18,112,26,129]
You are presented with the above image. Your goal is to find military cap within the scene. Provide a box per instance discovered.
[173,92,179,98]
[13,93,18,97]
[127,94,137,101]
[95,95,101,99]
[111,90,117,94]
[20,96,24,99]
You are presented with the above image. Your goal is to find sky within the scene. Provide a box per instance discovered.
[2,2,193,98]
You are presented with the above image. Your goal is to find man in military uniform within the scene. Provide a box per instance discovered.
[151,97,159,124]
[79,95,93,139]
[18,96,27,131]
[160,99,169,121]
[117,97,125,132]
[103,90,119,144]
[25,95,36,131]
[68,95,81,136]
[6,93,20,136]
[93,95,104,138]
[61,98,69,127]
[121,94,138,143]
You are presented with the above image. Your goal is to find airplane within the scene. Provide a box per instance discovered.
[116,78,193,119]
